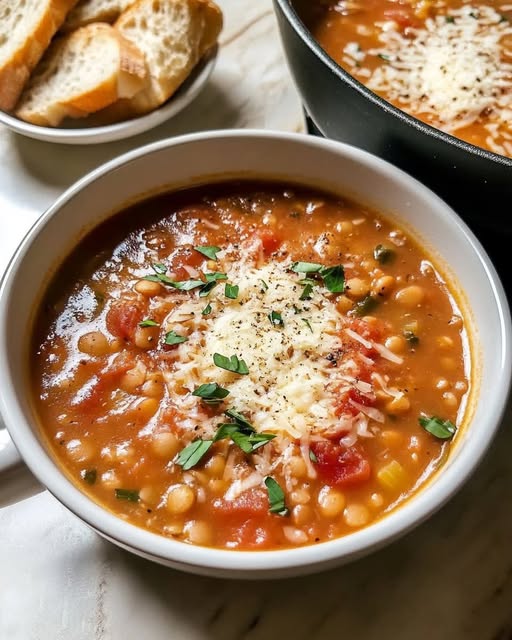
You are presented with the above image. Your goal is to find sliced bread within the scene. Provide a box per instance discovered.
[98,0,222,120]
[15,23,147,126]
[0,0,79,111]
[61,0,136,32]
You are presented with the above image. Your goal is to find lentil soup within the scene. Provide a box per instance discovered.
[296,0,512,157]
[32,181,470,551]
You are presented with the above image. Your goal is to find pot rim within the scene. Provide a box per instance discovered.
[274,0,512,169]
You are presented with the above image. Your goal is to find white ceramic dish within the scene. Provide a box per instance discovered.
[0,130,510,579]
[0,48,217,145]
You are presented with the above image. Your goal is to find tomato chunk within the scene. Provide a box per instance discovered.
[311,441,371,487]
[106,300,144,340]
[212,488,268,518]
[258,229,281,255]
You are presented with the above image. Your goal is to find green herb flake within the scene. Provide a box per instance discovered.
[224,408,254,431]
[309,449,318,463]
[164,330,188,346]
[213,353,249,375]
[259,279,269,292]
[352,294,379,317]
[378,53,391,61]
[320,264,345,293]
[81,469,97,485]
[300,282,314,301]
[202,303,212,315]
[264,477,289,516]
[115,488,140,502]
[194,245,221,261]
[446,15,455,22]
[139,318,159,327]
[268,310,284,327]
[404,330,419,346]
[225,283,240,299]
[153,263,167,274]
[291,261,323,274]
[419,415,457,440]
[373,244,395,264]
[231,430,276,453]
[192,382,230,404]
[176,439,213,470]
[302,318,313,333]
[205,272,228,282]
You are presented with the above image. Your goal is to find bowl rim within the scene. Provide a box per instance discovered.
[0,47,217,145]
[274,0,512,169]
[1,129,511,576]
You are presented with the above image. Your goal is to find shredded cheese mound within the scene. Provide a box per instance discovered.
[357,6,512,135]
[163,261,344,439]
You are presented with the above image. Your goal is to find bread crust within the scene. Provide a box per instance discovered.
[15,23,147,126]
[0,0,79,111]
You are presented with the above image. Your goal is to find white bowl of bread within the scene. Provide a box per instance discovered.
[0,0,222,144]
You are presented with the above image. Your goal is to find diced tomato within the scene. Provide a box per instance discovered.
[257,229,281,255]
[336,386,375,417]
[230,520,274,549]
[383,7,418,29]
[311,441,371,487]
[106,300,144,340]
[168,244,206,280]
[212,488,268,518]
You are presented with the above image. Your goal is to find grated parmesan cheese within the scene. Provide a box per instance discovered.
[353,5,512,135]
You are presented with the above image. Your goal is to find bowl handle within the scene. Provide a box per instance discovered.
[0,422,43,506]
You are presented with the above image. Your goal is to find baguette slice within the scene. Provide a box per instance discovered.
[61,0,136,32]
[98,0,222,121]
[0,0,79,111]
[15,23,147,127]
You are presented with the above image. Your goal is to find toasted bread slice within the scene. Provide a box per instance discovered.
[61,0,136,32]
[98,0,222,121]
[0,0,79,111]
[15,23,147,126]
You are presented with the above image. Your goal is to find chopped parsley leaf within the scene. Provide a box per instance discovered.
[164,331,188,346]
[213,353,249,375]
[81,469,97,485]
[176,440,213,470]
[115,488,140,502]
[192,382,230,404]
[202,303,212,315]
[264,477,289,516]
[194,245,221,261]
[419,415,456,440]
[139,318,159,327]
[268,310,284,327]
[225,283,239,299]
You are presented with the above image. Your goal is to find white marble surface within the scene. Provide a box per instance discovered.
[2,2,512,638]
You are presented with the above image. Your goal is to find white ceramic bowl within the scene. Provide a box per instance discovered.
[0,49,216,145]
[0,130,510,579]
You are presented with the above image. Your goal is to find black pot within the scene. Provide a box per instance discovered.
[273,0,512,234]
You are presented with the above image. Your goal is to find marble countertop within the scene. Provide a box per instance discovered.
[2,1,512,638]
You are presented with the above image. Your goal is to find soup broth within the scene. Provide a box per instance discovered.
[32,181,470,550]
[296,0,512,157]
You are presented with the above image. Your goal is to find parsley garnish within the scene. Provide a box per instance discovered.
[419,415,457,440]
[194,245,221,261]
[352,294,379,316]
[264,477,289,516]
[259,279,269,291]
[378,53,391,61]
[404,330,419,346]
[164,331,188,346]
[309,449,318,463]
[192,382,230,404]
[176,440,213,470]
[373,244,395,264]
[139,318,159,327]
[302,318,313,333]
[268,310,284,327]
[291,262,323,274]
[115,488,140,502]
[291,261,345,294]
[202,303,212,315]
[225,283,239,299]
[213,353,249,375]
[81,469,97,485]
